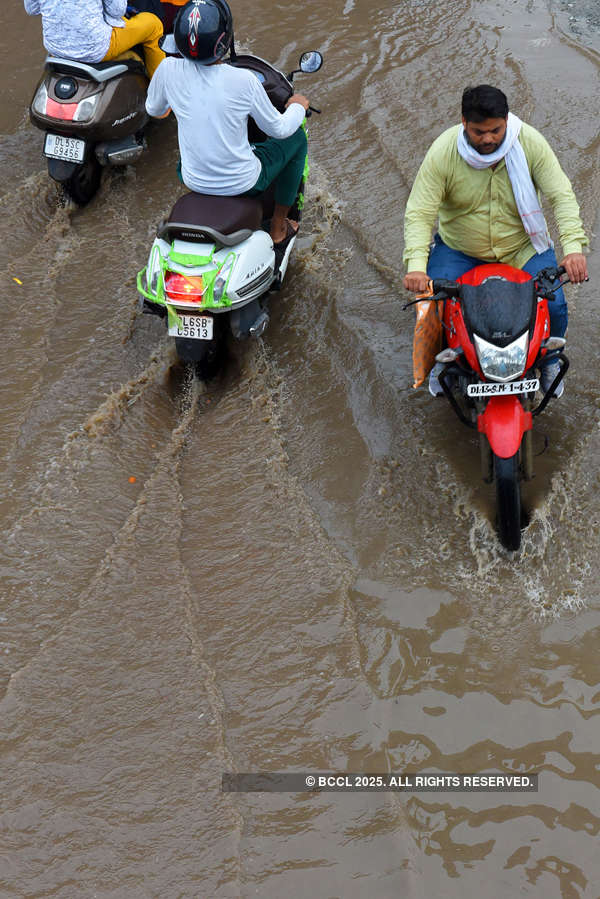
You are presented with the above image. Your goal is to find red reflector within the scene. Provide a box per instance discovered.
[164,272,204,302]
[46,97,77,120]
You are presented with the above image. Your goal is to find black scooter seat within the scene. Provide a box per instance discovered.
[158,192,264,246]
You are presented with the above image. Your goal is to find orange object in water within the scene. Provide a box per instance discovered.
[128,476,137,484]
[412,293,444,389]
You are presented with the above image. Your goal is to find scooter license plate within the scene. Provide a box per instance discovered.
[467,378,539,397]
[168,313,214,340]
[44,133,86,163]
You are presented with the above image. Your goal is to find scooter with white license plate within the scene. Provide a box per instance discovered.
[136,49,323,377]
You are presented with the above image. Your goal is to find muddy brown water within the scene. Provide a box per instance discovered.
[2,0,600,896]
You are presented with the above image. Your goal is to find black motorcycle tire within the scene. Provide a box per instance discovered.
[194,344,223,381]
[494,451,522,552]
[64,156,102,206]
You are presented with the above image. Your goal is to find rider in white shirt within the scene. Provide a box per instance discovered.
[146,0,310,248]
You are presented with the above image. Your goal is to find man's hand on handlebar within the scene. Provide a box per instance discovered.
[403,271,430,293]
[286,94,310,111]
[560,252,588,284]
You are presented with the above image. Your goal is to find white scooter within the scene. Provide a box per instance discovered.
[136,50,322,376]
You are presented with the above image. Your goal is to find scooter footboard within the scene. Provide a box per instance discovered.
[477,396,532,459]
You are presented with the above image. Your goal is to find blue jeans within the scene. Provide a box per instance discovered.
[426,234,567,337]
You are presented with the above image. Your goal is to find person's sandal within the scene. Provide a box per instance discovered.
[273,221,299,269]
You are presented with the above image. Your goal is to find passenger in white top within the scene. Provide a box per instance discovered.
[146,0,310,247]
[24,0,165,77]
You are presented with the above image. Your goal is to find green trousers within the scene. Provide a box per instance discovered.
[244,127,308,207]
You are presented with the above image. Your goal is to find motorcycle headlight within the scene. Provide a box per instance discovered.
[73,93,99,123]
[473,331,529,382]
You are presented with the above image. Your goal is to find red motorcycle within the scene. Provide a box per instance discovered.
[413,263,570,551]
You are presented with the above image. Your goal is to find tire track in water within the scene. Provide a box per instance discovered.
[0,376,203,703]
[0,168,60,260]
[81,337,176,437]
[250,345,426,878]
[175,347,424,894]
[0,368,210,695]
[3,337,177,542]
[178,533,245,896]
[247,342,364,674]
[0,375,245,895]
[1,176,180,518]
[0,200,79,506]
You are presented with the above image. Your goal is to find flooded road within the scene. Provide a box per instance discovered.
[2,0,600,895]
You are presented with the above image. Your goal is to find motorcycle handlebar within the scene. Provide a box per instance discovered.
[537,265,565,281]
[430,265,570,298]
[430,278,462,297]
[534,264,570,299]
[410,264,577,307]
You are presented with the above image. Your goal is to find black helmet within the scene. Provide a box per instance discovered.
[164,0,233,65]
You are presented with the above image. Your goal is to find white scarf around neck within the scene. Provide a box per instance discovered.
[457,112,551,254]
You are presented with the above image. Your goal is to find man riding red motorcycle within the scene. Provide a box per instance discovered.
[403,84,588,398]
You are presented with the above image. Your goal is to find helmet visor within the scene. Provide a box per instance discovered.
[160,34,179,54]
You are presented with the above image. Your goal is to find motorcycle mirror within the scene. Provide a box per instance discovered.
[542,336,566,351]
[299,51,323,73]
[436,347,462,363]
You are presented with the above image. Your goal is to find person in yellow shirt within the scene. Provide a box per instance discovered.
[402,84,588,395]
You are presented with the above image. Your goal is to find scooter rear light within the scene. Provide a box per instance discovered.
[32,82,48,115]
[164,272,205,303]
[45,97,78,120]
[73,94,99,123]
[213,254,235,302]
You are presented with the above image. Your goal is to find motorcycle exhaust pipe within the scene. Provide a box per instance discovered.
[249,311,269,338]
[95,136,145,166]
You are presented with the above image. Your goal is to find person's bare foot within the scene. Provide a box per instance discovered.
[271,218,299,245]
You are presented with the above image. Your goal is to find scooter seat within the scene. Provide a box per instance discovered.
[158,192,264,246]
[170,192,263,233]
[45,55,145,82]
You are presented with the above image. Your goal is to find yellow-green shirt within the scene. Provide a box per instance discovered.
[403,122,587,273]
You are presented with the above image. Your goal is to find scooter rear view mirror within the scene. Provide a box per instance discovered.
[299,51,323,73]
